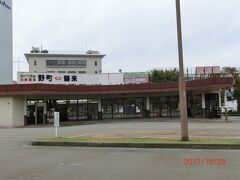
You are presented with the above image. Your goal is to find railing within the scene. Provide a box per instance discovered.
[30,50,101,55]
[48,51,90,54]
[184,73,234,81]
[150,67,239,81]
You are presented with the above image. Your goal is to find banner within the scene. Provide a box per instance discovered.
[18,72,124,85]
[18,72,149,85]
[123,72,149,84]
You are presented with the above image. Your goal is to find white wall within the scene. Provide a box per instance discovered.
[0,97,13,127]
[225,100,238,112]
[0,0,13,84]
[0,96,24,128]
[12,97,25,127]
[28,55,102,74]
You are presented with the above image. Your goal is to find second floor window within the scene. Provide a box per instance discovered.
[46,60,87,67]
[34,60,37,66]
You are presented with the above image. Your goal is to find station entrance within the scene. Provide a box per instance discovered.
[25,93,221,125]
[26,99,99,125]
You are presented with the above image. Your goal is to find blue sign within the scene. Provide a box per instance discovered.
[0,0,11,10]
[226,91,233,98]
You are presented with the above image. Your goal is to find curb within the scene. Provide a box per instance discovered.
[32,141,240,149]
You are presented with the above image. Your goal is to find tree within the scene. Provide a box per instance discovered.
[222,67,240,113]
[234,77,240,113]
[222,67,239,78]
[149,69,180,83]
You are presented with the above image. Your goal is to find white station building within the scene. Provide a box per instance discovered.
[25,49,105,74]
[19,48,149,85]
[0,0,12,84]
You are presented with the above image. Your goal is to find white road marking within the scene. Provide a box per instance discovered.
[70,163,82,166]
[70,133,92,138]
[0,136,27,138]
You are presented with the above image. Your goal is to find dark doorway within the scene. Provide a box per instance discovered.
[55,105,67,122]
[88,103,98,120]
[27,105,35,125]
[37,107,44,124]
[205,93,220,118]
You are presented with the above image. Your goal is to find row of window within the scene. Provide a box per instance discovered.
[47,71,86,74]
[46,60,87,67]
[33,60,99,67]
[46,70,101,74]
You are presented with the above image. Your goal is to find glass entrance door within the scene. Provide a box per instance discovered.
[160,96,171,117]
[205,93,220,118]
[88,103,98,120]
[78,103,88,120]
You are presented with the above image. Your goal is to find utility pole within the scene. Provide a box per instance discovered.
[175,0,189,141]
[13,59,24,72]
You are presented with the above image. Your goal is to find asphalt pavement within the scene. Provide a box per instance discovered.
[0,118,240,180]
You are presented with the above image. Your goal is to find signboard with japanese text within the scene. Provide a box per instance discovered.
[123,72,149,84]
[17,72,124,85]
[196,66,220,75]
[17,72,149,85]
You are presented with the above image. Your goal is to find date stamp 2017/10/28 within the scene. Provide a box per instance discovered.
[184,158,226,167]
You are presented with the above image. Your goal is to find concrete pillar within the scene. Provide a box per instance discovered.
[98,98,102,120]
[43,99,47,124]
[201,93,206,118]
[23,97,27,125]
[219,91,222,119]
[35,105,37,125]
[146,96,150,110]
[23,97,27,116]
[224,89,227,108]
[145,96,150,118]
[224,89,228,121]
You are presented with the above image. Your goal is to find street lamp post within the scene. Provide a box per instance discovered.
[175,0,189,141]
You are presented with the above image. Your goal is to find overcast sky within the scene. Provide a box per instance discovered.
[13,0,240,78]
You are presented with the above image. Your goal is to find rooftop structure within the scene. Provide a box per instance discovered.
[25,48,105,74]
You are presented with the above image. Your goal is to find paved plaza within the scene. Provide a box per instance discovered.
[1,117,240,139]
[0,118,240,180]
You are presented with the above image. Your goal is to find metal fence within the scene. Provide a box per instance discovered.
[149,67,238,81]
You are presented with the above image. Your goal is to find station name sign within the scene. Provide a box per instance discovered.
[0,0,11,10]
[123,72,149,84]
[17,72,149,85]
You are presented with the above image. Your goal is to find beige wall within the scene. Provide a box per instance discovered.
[12,97,25,127]
[0,97,24,128]
[28,56,102,74]
[0,97,12,127]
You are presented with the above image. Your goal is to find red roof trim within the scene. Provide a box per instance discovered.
[0,77,233,96]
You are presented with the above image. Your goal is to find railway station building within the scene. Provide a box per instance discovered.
[0,77,233,127]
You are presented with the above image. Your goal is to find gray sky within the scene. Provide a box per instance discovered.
[13,0,240,79]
